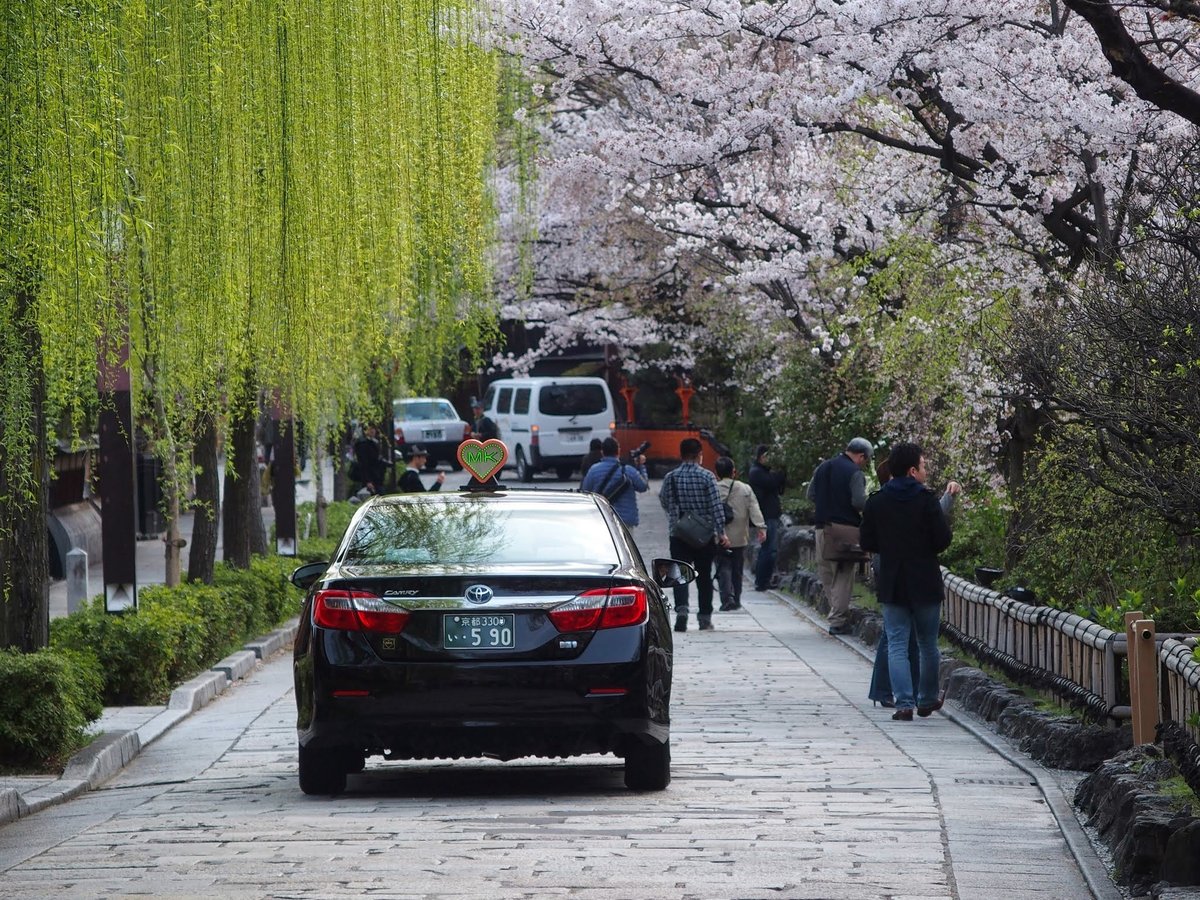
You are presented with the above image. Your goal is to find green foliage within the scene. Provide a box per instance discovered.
[941,492,1010,580]
[292,499,356,562]
[1009,433,1200,632]
[51,557,302,706]
[0,648,104,769]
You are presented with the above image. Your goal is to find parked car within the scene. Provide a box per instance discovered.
[290,489,695,794]
[392,397,471,470]
[479,377,615,481]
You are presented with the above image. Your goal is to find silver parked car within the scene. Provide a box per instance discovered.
[392,397,471,470]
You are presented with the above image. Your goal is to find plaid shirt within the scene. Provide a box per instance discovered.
[660,461,726,540]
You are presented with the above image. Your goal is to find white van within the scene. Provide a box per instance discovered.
[480,376,615,481]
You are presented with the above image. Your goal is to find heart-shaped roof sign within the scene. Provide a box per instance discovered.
[457,439,508,483]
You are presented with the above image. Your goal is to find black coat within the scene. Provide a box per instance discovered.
[397,469,441,493]
[859,478,951,606]
[747,461,785,520]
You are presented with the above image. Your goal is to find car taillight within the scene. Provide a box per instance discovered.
[462,423,471,439]
[548,586,648,632]
[395,427,405,444]
[313,590,410,634]
[608,420,615,435]
[531,423,539,448]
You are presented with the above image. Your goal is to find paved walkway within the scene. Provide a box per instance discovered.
[4,464,1122,898]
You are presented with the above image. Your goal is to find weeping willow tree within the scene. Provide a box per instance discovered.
[1,0,506,646]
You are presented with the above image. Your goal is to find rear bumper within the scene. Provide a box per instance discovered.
[397,440,462,461]
[297,630,671,759]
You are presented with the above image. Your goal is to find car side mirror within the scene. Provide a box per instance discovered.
[290,561,329,591]
[652,558,696,588]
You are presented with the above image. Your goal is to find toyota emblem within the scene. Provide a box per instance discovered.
[464,584,494,605]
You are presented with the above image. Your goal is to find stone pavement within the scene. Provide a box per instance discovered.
[2,464,1124,898]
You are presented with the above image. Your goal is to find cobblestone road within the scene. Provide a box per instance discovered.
[3,472,1106,898]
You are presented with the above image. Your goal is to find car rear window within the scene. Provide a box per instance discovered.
[342,498,619,567]
[538,384,608,416]
[397,400,456,421]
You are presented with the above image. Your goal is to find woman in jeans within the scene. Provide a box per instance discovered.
[859,442,953,721]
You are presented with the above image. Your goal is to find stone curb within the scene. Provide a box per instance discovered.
[0,616,299,828]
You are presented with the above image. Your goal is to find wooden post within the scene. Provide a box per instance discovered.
[98,332,137,612]
[1126,612,1158,744]
[271,395,297,557]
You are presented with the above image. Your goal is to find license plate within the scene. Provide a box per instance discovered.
[560,432,585,444]
[443,614,515,649]
[423,429,443,440]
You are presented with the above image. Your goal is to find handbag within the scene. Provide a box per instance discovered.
[668,477,714,548]
[822,521,869,561]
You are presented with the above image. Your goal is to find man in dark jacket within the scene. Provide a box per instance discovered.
[748,444,786,591]
[807,436,872,633]
[859,442,952,721]
[398,446,445,493]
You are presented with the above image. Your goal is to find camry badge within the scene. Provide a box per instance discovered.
[465,584,494,605]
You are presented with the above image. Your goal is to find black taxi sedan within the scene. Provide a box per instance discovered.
[290,489,694,794]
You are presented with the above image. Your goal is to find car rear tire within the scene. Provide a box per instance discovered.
[624,738,670,791]
[555,465,574,481]
[515,447,533,482]
[298,744,348,796]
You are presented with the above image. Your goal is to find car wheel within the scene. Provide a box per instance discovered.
[555,466,574,481]
[515,447,533,483]
[298,744,348,796]
[451,458,464,471]
[623,738,670,791]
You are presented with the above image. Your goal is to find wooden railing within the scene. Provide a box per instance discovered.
[788,531,1200,747]
[942,572,1200,748]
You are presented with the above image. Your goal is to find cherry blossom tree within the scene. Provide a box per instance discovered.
[491,0,1198,496]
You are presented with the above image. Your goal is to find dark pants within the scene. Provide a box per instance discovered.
[754,517,780,589]
[670,535,716,620]
[716,545,745,609]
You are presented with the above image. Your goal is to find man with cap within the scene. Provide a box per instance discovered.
[807,436,873,634]
[470,398,499,442]
[398,446,445,493]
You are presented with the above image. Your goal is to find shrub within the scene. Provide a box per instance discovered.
[51,555,306,706]
[0,648,104,768]
[941,491,1010,581]
[1009,434,1200,632]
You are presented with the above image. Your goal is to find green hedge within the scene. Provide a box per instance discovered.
[50,555,303,707]
[0,648,104,770]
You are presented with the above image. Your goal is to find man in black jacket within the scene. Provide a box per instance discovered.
[398,446,445,493]
[748,444,786,591]
[807,436,872,633]
[859,442,952,721]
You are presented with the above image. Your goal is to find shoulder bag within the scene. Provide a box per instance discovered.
[669,476,714,548]
[719,482,735,524]
[822,521,869,562]
[598,462,631,503]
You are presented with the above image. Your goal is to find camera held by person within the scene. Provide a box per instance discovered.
[629,440,651,465]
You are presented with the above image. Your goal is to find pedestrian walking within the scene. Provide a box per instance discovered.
[579,438,604,481]
[660,437,730,632]
[807,436,873,634]
[580,437,649,527]
[748,443,786,591]
[397,446,446,493]
[714,456,766,611]
[867,457,961,707]
[352,424,388,496]
[859,442,953,721]
[471,398,499,441]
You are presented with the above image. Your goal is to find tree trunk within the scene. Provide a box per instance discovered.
[999,399,1045,571]
[0,285,50,651]
[187,415,220,583]
[222,402,266,568]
